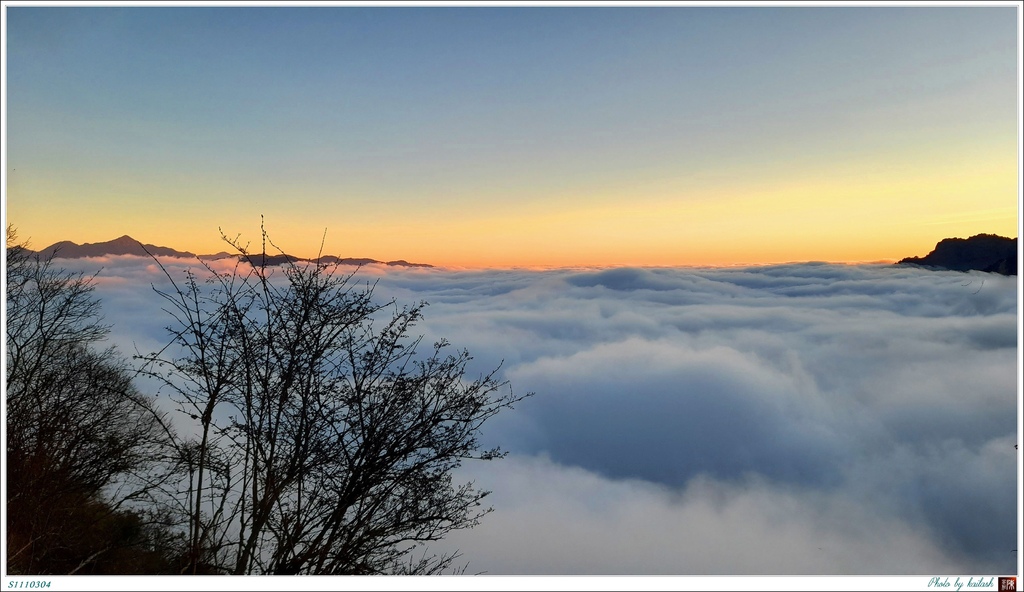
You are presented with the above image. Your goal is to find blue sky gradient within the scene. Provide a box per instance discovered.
[5,6,1019,265]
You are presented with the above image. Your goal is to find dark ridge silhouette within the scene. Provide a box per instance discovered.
[898,234,1017,276]
[31,236,434,268]
[236,252,302,267]
[385,259,434,268]
[316,255,381,266]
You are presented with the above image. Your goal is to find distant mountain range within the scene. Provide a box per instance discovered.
[898,233,1017,276]
[31,235,434,268]
[27,233,1019,275]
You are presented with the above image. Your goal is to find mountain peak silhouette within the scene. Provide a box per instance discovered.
[898,233,1017,275]
[30,236,433,268]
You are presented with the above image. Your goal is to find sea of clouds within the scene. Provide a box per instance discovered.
[57,255,1019,576]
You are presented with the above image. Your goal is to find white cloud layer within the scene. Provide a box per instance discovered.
[54,256,1019,575]
[437,454,983,575]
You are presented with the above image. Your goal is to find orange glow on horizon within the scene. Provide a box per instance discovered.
[8,203,1017,270]
[6,140,1017,269]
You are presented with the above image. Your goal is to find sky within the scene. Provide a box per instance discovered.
[3,4,1020,267]
[36,255,1019,585]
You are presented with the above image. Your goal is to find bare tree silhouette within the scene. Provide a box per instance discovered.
[6,227,177,574]
[137,225,529,574]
